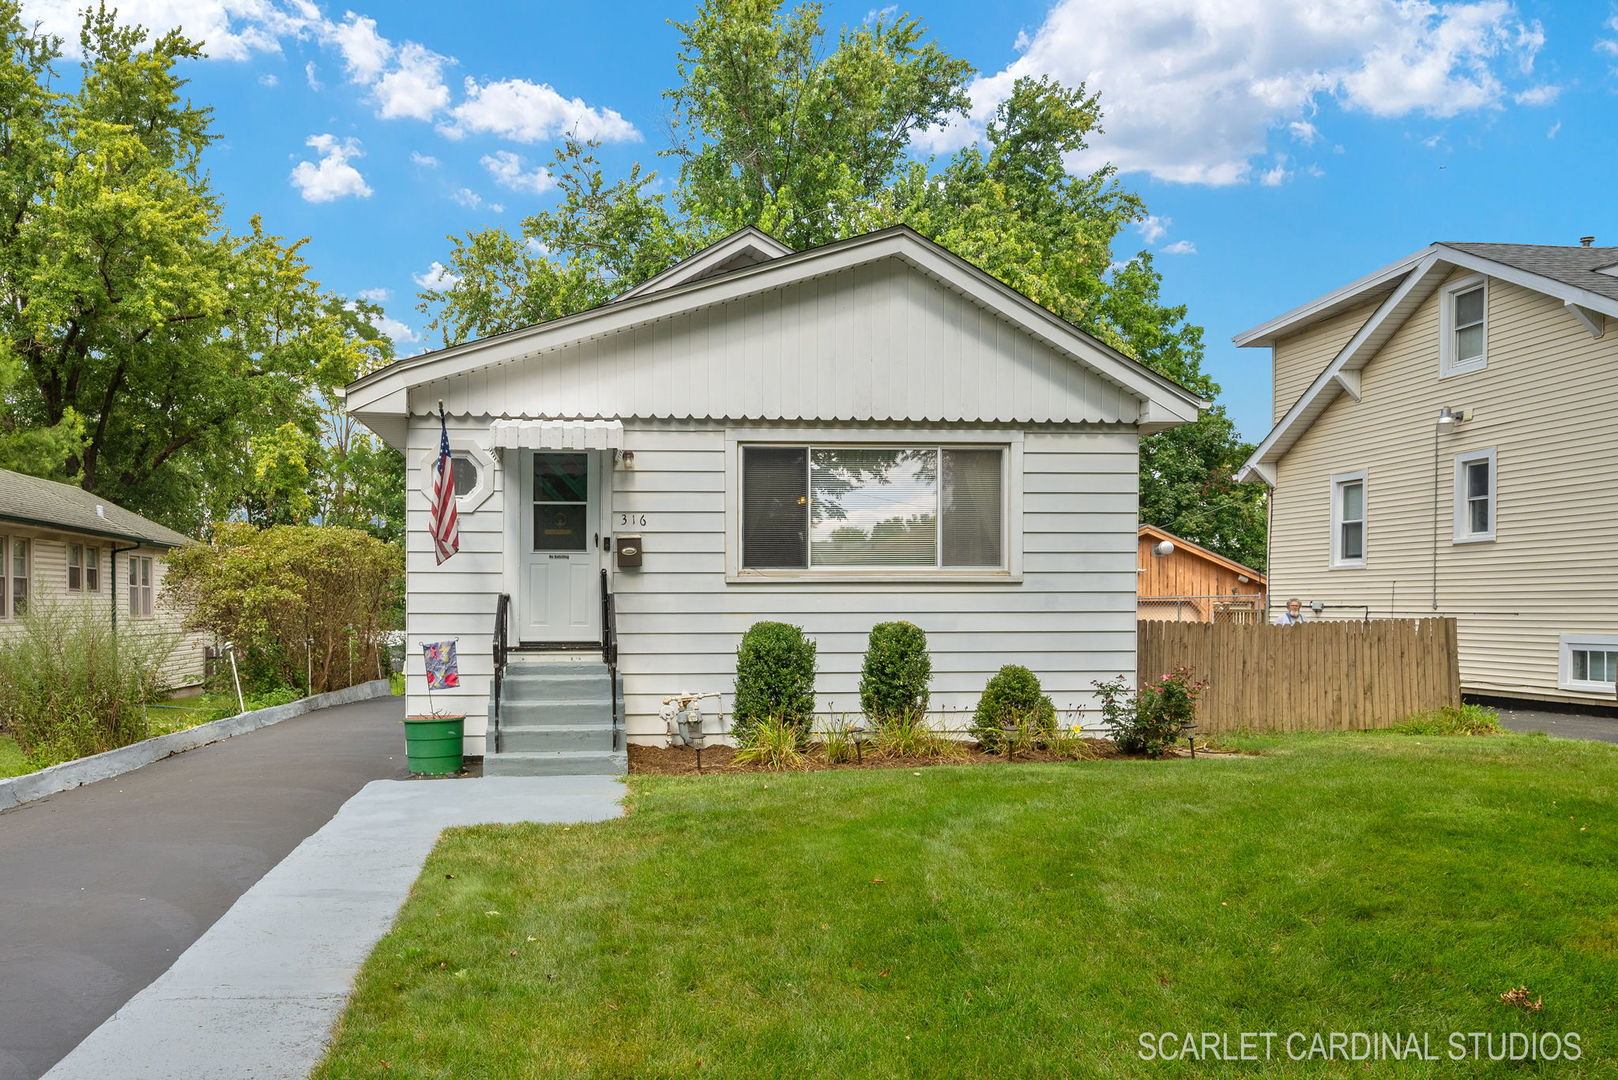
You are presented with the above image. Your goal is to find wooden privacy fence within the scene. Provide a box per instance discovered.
[1137,618,1460,732]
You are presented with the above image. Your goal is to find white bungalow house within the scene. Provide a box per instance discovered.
[345,226,1204,773]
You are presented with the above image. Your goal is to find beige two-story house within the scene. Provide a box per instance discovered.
[1236,241,1618,708]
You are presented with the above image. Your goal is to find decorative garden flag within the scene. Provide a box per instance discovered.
[428,406,461,564]
[423,640,460,689]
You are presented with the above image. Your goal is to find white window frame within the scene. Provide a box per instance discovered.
[68,542,84,591]
[84,544,100,592]
[1452,447,1496,544]
[128,555,154,620]
[723,428,1024,582]
[1330,469,1368,569]
[417,442,496,512]
[1559,634,1618,693]
[1439,274,1488,377]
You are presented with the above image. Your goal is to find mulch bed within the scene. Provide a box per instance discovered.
[627,740,1244,775]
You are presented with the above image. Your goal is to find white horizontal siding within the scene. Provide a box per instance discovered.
[414,260,1144,426]
[0,529,206,687]
[1269,273,1618,705]
[402,416,1144,748]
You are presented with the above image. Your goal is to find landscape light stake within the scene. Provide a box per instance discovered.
[1182,721,1198,759]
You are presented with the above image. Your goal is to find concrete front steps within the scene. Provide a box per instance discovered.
[485,652,626,776]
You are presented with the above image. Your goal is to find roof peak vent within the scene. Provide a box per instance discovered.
[1580,236,1595,247]
[95,504,106,518]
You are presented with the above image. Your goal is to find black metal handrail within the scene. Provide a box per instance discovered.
[492,592,510,753]
[600,569,620,751]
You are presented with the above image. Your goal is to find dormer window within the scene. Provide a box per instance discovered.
[1440,275,1487,377]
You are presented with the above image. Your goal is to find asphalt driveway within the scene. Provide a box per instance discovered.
[1496,706,1618,744]
[0,694,408,1080]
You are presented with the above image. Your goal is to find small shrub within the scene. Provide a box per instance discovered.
[872,710,967,760]
[1392,703,1502,736]
[859,621,931,726]
[1043,722,1098,761]
[732,621,816,743]
[1094,667,1207,758]
[818,715,858,764]
[972,665,1056,751]
[0,606,177,769]
[731,714,811,771]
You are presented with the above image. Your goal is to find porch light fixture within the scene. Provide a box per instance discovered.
[1436,407,1465,430]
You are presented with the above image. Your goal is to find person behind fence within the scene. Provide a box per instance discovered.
[1273,598,1306,626]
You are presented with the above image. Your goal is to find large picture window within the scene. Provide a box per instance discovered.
[741,445,1004,571]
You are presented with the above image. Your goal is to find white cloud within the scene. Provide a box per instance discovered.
[1513,84,1560,105]
[356,287,391,302]
[329,11,392,83]
[451,188,484,209]
[413,262,460,290]
[289,133,372,203]
[304,60,322,90]
[481,150,556,194]
[1287,120,1320,144]
[1546,120,1561,139]
[1135,214,1171,243]
[942,0,1547,186]
[443,77,639,143]
[1598,15,1618,67]
[409,151,440,167]
[373,42,451,120]
[1258,158,1291,185]
[258,72,278,87]
[19,0,304,60]
[1162,240,1198,255]
[373,313,417,344]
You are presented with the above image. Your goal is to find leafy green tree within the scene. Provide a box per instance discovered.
[0,5,382,533]
[416,0,1266,565]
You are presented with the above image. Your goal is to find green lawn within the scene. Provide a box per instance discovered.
[0,733,27,778]
[313,732,1617,1079]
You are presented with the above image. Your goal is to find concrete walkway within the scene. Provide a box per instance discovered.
[42,775,624,1080]
[0,695,408,1080]
[1496,706,1618,744]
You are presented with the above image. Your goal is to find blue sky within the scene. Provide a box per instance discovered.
[22,0,1618,441]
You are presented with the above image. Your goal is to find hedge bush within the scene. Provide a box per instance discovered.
[164,523,401,694]
[731,621,816,744]
[971,665,1056,751]
[858,621,931,725]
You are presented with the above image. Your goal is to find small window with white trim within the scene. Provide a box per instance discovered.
[1440,275,1487,376]
[1330,470,1367,568]
[1453,448,1496,543]
[128,555,154,619]
[450,453,479,498]
[1560,635,1618,693]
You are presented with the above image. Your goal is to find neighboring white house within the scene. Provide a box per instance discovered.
[346,226,1204,760]
[0,468,207,687]
[1236,240,1618,708]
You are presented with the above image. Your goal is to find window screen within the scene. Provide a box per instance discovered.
[742,447,808,568]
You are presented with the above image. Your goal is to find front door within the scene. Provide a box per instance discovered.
[518,451,602,644]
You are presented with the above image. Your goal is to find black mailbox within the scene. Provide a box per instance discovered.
[616,535,643,568]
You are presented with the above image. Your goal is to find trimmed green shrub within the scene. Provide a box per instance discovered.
[971,665,1056,751]
[858,621,932,725]
[732,621,816,744]
[0,606,177,769]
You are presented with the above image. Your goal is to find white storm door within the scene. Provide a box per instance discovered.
[518,451,602,643]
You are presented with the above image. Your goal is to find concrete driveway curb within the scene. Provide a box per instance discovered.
[41,775,625,1080]
[0,679,391,811]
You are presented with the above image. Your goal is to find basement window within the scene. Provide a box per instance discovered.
[1560,635,1618,693]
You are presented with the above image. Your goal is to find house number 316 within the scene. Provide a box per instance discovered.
[618,513,647,527]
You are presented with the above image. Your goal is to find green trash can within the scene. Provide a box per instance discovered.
[403,714,466,776]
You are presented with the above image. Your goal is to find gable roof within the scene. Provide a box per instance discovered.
[345,225,1206,440]
[1234,241,1618,483]
[0,468,191,548]
[1138,524,1266,584]
[615,227,793,301]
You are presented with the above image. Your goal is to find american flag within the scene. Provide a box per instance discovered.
[429,407,460,564]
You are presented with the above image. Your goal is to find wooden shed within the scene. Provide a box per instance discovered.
[1137,525,1267,623]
